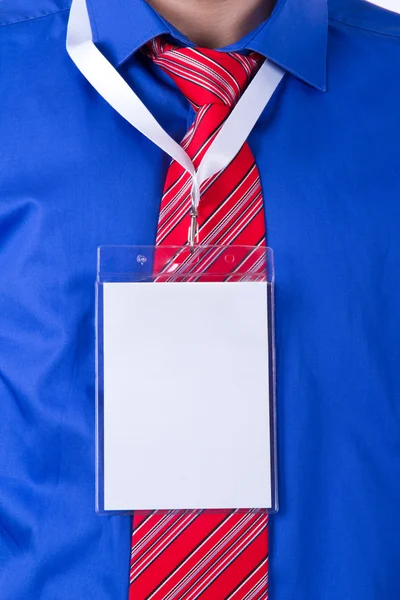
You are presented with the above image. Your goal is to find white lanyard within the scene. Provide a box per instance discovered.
[66,0,285,245]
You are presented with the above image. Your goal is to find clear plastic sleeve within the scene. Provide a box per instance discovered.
[96,245,278,515]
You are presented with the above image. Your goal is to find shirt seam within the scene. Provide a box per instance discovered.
[328,15,400,40]
[0,6,70,29]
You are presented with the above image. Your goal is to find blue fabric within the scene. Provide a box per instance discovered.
[86,0,328,89]
[0,0,399,598]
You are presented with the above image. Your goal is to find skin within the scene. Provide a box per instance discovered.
[145,0,277,47]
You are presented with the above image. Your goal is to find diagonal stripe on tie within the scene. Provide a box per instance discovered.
[146,511,264,600]
[129,37,269,600]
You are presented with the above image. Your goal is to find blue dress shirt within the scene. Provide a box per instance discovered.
[0,0,399,598]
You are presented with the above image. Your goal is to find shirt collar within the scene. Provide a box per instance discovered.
[87,0,328,91]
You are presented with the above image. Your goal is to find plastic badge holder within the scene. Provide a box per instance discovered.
[96,245,278,515]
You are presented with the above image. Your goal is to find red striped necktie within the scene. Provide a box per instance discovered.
[129,38,269,600]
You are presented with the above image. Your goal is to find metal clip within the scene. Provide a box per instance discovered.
[188,183,199,252]
[188,205,199,252]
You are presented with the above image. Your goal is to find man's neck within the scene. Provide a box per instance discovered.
[146,0,276,48]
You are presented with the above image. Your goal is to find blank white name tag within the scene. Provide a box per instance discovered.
[100,280,274,512]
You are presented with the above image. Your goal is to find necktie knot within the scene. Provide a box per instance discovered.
[145,37,263,110]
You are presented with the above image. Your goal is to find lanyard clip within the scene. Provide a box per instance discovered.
[188,177,200,252]
[188,206,199,252]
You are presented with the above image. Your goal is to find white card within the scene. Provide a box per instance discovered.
[100,281,273,511]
